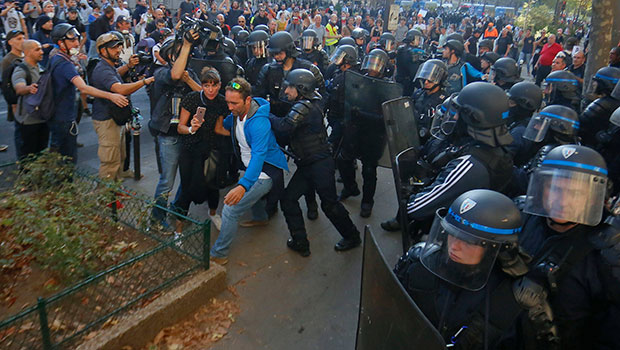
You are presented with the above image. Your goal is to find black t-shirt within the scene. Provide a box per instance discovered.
[179,1,195,18]
[466,36,478,54]
[522,36,534,54]
[226,9,244,26]
[179,91,228,150]
[496,34,512,56]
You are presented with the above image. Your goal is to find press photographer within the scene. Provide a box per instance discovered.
[90,32,154,180]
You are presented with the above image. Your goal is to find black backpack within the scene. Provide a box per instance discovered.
[1,59,25,104]
[22,57,65,122]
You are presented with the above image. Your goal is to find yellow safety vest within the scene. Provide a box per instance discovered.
[325,23,339,46]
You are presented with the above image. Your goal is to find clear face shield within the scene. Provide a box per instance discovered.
[361,54,386,76]
[329,47,348,65]
[489,68,497,83]
[420,209,504,291]
[413,35,424,47]
[249,40,268,58]
[524,167,607,226]
[523,111,580,142]
[430,99,459,140]
[383,38,395,52]
[301,35,316,50]
[415,63,445,86]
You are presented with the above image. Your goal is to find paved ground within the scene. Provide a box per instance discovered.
[0,89,405,349]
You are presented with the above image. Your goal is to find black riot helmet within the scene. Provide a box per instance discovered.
[524,145,608,226]
[379,32,396,52]
[543,70,580,101]
[414,59,448,88]
[51,23,81,46]
[478,39,494,53]
[443,39,464,57]
[248,29,269,58]
[351,27,367,41]
[330,44,358,66]
[523,104,580,143]
[508,82,543,112]
[480,52,500,70]
[221,37,237,57]
[230,25,243,39]
[491,57,522,84]
[446,33,464,44]
[268,31,299,58]
[159,37,181,63]
[254,24,269,34]
[591,66,620,96]
[421,189,521,291]
[403,28,424,46]
[361,48,388,77]
[301,29,319,50]
[452,82,512,146]
[282,68,320,100]
[430,95,457,140]
[338,36,356,47]
[236,30,249,46]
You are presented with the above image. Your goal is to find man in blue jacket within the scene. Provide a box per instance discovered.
[210,77,288,265]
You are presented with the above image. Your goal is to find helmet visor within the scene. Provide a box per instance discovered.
[611,107,620,127]
[361,55,386,74]
[420,209,502,291]
[301,36,315,50]
[415,63,445,85]
[383,39,395,52]
[64,27,82,41]
[430,104,446,140]
[523,113,550,142]
[249,40,267,58]
[524,168,607,226]
[330,47,348,65]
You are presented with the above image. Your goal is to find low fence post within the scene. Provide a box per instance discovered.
[37,297,53,350]
[202,222,210,269]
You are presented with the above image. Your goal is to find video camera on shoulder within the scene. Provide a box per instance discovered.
[179,15,222,51]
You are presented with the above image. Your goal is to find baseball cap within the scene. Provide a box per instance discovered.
[116,15,129,25]
[6,29,24,42]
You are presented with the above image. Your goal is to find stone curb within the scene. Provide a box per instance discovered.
[76,264,227,350]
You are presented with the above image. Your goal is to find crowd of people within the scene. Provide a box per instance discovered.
[1,0,620,348]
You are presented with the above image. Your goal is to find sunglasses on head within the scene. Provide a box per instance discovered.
[228,81,242,90]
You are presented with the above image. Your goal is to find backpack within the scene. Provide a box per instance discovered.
[1,59,24,104]
[22,57,65,122]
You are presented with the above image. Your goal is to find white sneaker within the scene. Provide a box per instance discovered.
[211,214,222,231]
[173,231,183,247]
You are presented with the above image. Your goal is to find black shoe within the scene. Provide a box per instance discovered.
[307,202,319,221]
[337,187,360,201]
[287,238,311,257]
[334,236,361,251]
[360,202,373,218]
[381,217,401,231]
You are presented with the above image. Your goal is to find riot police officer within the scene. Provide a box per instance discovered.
[406,83,514,228]
[324,37,357,80]
[506,81,543,166]
[337,48,391,217]
[442,40,465,94]
[518,144,620,349]
[245,29,272,85]
[491,57,522,90]
[542,70,581,111]
[579,66,620,147]
[375,32,396,78]
[395,189,525,349]
[254,31,325,118]
[395,29,427,96]
[480,51,500,80]
[412,59,448,143]
[269,69,361,256]
[233,29,249,66]
[351,27,368,61]
[299,29,329,75]
[325,44,358,149]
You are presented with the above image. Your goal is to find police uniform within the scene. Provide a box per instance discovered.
[395,45,426,96]
[300,49,329,75]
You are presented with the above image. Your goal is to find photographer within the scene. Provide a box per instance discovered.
[172,67,230,233]
[91,32,154,180]
[149,30,202,228]
[1,1,28,38]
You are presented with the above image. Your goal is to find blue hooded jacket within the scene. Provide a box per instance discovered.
[223,97,288,190]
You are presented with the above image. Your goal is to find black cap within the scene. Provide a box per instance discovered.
[6,29,24,42]
[116,15,129,25]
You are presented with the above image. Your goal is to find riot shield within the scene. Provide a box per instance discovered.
[189,57,243,93]
[344,70,403,168]
[381,97,421,168]
[356,226,446,350]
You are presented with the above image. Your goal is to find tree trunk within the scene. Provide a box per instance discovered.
[612,0,620,46]
[583,0,614,96]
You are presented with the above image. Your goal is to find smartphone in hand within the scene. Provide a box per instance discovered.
[195,107,206,122]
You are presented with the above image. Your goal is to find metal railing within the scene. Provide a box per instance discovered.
[0,162,212,350]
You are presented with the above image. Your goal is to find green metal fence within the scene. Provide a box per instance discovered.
[0,162,212,350]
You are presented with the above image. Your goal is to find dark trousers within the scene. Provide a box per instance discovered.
[47,120,78,163]
[173,146,220,215]
[337,121,385,205]
[14,122,49,160]
[535,64,552,86]
[281,157,358,242]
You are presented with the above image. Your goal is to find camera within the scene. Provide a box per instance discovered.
[136,50,153,65]
[179,15,222,49]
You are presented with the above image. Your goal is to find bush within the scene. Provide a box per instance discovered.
[515,2,555,33]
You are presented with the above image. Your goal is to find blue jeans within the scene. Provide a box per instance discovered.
[152,135,181,222]
[210,178,273,258]
[519,51,532,74]
[47,120,78,163]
